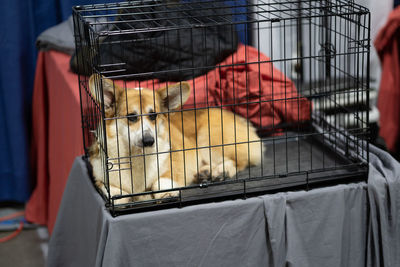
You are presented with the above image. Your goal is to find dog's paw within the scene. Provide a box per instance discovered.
[212,162,235,181]
[153,190,179,200]
[212,171,230,182]
[196,169,211,183]
[133,194,153,202]
[151,178,180,201]
[112,197,132,205]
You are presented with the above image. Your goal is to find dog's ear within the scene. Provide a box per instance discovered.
[88,74,120,109]
[158,82,191,111]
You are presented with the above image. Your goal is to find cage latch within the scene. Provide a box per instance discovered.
[107,161,113,170]
[199,182,209,188]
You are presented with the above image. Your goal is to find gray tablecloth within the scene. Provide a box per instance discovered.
[47,145,400,267]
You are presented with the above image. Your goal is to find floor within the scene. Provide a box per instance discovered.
[0,204,48,267]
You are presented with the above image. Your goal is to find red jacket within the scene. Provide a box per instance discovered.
[119,44,311,129]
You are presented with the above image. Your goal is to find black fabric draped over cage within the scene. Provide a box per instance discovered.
[72,0,370,215]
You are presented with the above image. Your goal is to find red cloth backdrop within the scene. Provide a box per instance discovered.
[375,6,400,153]
[26,51,84,233]
[26,46,311,233]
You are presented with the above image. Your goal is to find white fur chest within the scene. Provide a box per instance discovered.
[103,123,170,195]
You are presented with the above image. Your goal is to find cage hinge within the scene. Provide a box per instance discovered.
[319,42,336,58]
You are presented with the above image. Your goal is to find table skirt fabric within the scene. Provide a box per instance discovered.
[47,146,400,267]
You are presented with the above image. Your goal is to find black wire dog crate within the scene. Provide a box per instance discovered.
[72,0,370,215]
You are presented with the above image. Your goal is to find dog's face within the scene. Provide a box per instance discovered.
[89,75,190,152]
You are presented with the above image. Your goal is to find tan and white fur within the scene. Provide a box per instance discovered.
[88,74,262,203]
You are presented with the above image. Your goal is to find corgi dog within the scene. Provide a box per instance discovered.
[88,74,261,204]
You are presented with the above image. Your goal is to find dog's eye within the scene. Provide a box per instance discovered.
[149,112,157,121]
[127,113,138,123]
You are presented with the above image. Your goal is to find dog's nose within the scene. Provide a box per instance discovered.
[142,134,155,147]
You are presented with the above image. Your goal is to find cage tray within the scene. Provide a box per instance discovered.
[109,132,367,215]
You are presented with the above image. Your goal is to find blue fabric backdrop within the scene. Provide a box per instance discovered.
[0,0,248,203]
[0,0,119,202]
